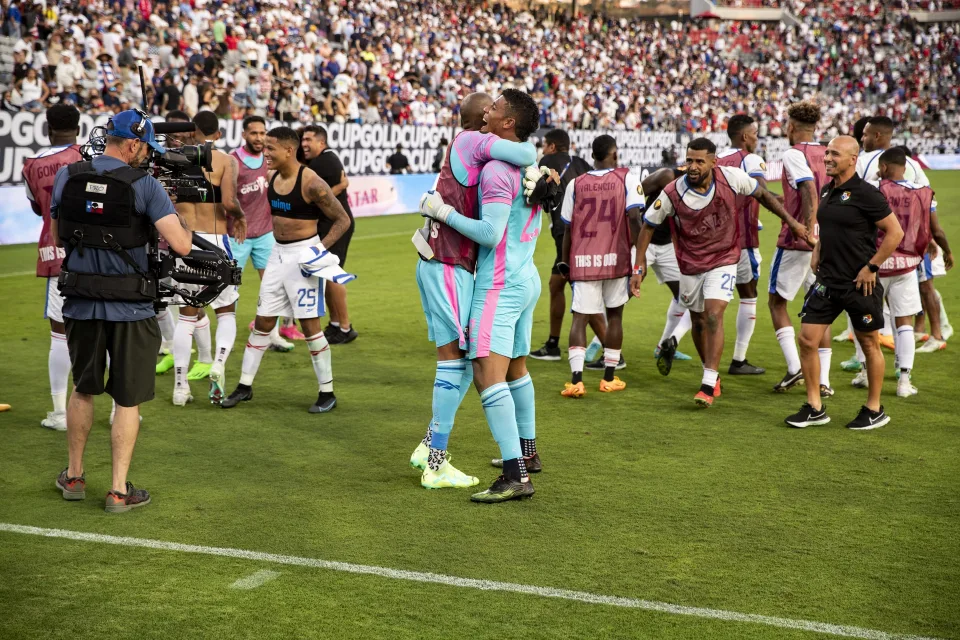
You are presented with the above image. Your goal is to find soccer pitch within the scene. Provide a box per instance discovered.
[0,175,957,640]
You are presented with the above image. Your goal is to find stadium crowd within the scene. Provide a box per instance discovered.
[0,0,957,138]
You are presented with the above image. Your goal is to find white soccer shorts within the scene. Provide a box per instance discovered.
[645,242,681,285]
[678,263,737,313]
[769,248,815,301]
[880,271,922,318]
[571,277,630,314]
[172,232,241,309]
[736,247,762,285]
[44,276,63,323]
[256,235,326,319]
[917,248,947,283]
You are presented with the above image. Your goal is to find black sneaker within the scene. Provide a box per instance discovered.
[470,475,535,503]
[586,355,626,371]
[819,384,835,398]
[221,384,253,409]
[728,359,766,375]
[529,343,562,361]
[337,327,358,344]
[308,392,337,413]
[846,405,890,430]
[325,329,345,345]
[324,322,336,336]
[773,370,803,393]
[656,336,677,376]
[490,453,542,473]
[104,482,151,513]
[784,403,831,428]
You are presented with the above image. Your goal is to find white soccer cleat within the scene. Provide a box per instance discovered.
[942,323,954,342]
[896,376,918,398]
[833,329,853,342]
[208,363,226,405]
[172,386,194,406]
[269,333,295,352]
[40,411,66,432]
[109,403,143,425]
[916,338,947,353]
[851,371,869,388]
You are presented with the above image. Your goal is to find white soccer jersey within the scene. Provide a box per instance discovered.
[717,148,767,178]
[857,149,930,186]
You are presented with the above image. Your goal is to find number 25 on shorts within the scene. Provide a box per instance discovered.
[297,288,317,308]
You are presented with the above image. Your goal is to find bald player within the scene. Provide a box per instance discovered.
[411,92,537,490]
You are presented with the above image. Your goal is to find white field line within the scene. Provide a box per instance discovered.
[0,270,35,279]
[0,523,940,640]
[230,569,281,590]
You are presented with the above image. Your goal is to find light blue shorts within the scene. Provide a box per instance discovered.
[230,232,275,271]
[468,276,541,360]
[416,259,474,349]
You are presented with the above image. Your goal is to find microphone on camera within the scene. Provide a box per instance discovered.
[153,122,198,134]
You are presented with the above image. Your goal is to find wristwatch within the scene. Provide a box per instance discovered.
[867,263,879,274]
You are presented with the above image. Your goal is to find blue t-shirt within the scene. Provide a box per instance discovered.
[51,155,177,321]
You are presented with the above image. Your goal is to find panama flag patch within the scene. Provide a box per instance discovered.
[841,191,851,202]
[86,201,104,215]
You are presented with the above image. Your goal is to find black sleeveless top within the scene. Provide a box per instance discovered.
[268,166,320,220]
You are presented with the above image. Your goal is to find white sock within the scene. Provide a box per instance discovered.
[673,308,692,343]
[880,301,893,337]
[701,368,718,388]
[269,323,283,343]
[846,314,853,336]
[568,346,585,374]
[896,325,915,372]
[936,289,950,328]
[603,348,621,369]
[659,299,685,345]
[194,314,213,364]
[854,334,865,364]
[330,321,340,328]
[776,326,801,375]
[49,331,70,414]
[733,298,757,361]
[239,328,271,385]
[173,315,197,388]
[818,348,832,388]
[214,311,237,368]
[157,307,177,349]
[305,332,334,392]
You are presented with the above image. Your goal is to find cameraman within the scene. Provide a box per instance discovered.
[50,109,193,513]
[170,110,246,406]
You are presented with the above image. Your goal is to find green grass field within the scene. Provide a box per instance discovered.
[0,174,958,640]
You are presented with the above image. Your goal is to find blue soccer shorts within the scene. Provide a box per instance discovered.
[468,276,541,360]
[416,259,474,350]
[230,232,275,272]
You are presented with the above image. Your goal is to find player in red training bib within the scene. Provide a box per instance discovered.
[633,138,804,407]
[557,135,644,398]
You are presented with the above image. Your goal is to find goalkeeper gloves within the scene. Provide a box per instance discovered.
[419,190,455,224]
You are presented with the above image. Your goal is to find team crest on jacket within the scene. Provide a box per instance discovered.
[841,191,851,202]
[862,314,873,325]
[654,199,662,210]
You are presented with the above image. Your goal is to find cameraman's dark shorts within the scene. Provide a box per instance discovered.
[65,317,162,407]
[799,281,884,333]
[318,215,356,268]
[550,233,564,276]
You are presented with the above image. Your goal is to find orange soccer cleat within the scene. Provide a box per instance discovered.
[561,381,586,398]
[599,377,627,393]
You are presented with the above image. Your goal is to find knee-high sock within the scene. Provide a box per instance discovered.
[896,325,915,372]
[936,289,950,328]
[173,315,197,388]
[238,328,270,386]
[157,307,177,349]
[509,374,536,456]
[214,311,237,368]
[194,314,213,364]
[673,307,692,343]
[776,326,801,375]
[49,331,70,414]
[733,298,757,362]
[818,348,832,388]
[480,383,521,461]
[846,314,853,336]
[305,332,333,392]
[854,334,866,364]
[429,358,467,451]
[659,298,687,345]
[459,361,474,406]
[880,301,893,337]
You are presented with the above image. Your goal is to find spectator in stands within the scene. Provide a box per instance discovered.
[387,145,409,175]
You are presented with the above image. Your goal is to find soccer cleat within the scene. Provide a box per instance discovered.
[187,361,212,380]
[846,405,890,430]
[158,344,171,356]
[820,384,835,398]
[840,356,863,372]
[41,411,67,432]
[421,460,480,489]
[155,353,174,374]
[773,370,803,393]
[584,339,603,363]
[221,384,253,409]
[728,360,765,375]
[599,376,626,393]
[56,468,85,500]
[269,333,295,352]
[172,386,194,406]
[279,324,305,341]
[337,327,359,344]
[109,404,142,426]
[470,475,535,503]
[208,363,226,405]
[694,390,714,407]
[878,333,895,351]
[833,329,853,342]
[410,442,429,471]
[561,381,586,398]
[104,482,151,513]
[713,377,722,398]
[943,323,954,342]
[656,336,678,376]
[851,371,868,388]
[491,453,542,473]
[896,377,918,398]
[529,343,562,361]
[785,403,831,428]
[916,333,930,343]
[308,393,337,413]
[916,337,946,353]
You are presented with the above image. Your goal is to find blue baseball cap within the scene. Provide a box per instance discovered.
[107,109,166,154]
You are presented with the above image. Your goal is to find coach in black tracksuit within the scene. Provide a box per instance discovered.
[785,136,903,431]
